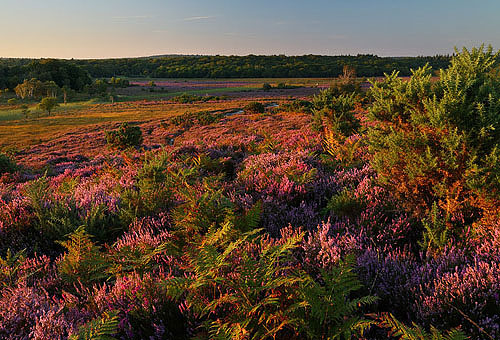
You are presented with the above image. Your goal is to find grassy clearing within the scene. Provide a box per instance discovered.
[0,100,105,122]
[0,99,261,150]
[0,77,313,149]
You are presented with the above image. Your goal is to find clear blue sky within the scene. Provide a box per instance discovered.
[1,0,499,58]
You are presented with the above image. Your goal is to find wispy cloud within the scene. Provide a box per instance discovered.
[182,16,214,22]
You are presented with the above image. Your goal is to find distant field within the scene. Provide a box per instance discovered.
[115,77,335,101]
[0,78,327,150]
[128,77,338,86]
[0,97,285,150]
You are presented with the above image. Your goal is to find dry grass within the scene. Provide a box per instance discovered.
[0,98,282,150]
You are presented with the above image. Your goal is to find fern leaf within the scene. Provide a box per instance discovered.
[69,311,119,340]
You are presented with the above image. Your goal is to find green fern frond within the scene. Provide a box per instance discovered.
[57,226,109,285]
[0,248,27,287]
[69,311,119,340]
[377,313,468,340]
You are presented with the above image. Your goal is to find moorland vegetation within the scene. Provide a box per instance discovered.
[0,47,498,339]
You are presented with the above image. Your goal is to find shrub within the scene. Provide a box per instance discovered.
[366,46,500,226]
[276,83,300,89]
[170,93,222,104]
[7,98,17,105]
[262,83,272,91]
[23,176,117,249]
[170,111,225,128]
[243,101,265,114]
[105,123,143,149]
[0,153,17,174]
[311,91,359,134]
[281,99,313,113]
[325,188,366,219]
[119,152,175,224]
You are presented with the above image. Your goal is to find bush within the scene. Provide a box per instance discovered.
[170,93,223,104]
[7,98,17,105]
[244,101,265,114]
[262,83,272,91]
[366,46,500,225]
[170,111,225,128]
[281,99,313,113]
[105,123,143,149]
[312,92,359,134]
[276,83,300,89]
[0,153,17,174]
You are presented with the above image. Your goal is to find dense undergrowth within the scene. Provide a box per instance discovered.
[0,47,498,339]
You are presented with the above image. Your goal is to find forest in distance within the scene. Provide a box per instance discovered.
[0,54,453,89]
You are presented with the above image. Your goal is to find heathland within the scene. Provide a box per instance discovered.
[0,47,498,339]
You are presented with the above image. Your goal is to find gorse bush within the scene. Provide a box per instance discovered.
[325,188,366,219]
[311,89,365,169]
[105,123,143,149]
[367,45,500,227]
[244,101,265,114]
[119,152,176,225]
[312,91,359,134]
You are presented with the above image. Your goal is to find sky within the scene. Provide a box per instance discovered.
[0,0,499,59]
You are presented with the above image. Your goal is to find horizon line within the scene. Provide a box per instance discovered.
[0,52,455,60]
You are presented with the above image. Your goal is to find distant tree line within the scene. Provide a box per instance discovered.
[74,54,452,78]
[0,59,91,90]
[0,55,455,90]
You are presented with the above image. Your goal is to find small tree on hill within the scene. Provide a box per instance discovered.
[38,97,59,115]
